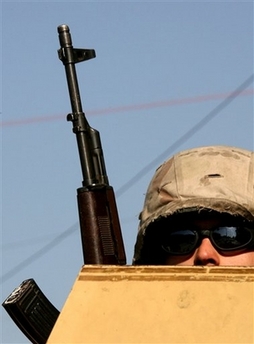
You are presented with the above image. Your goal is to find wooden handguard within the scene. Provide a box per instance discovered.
[77,186,126,265]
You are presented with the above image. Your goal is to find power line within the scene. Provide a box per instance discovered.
[1,74,253,283]
[1,223,77,284]
[116,74,254,197]
[1,88,253,127]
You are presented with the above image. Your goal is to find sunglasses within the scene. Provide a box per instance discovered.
[161,225,254,255]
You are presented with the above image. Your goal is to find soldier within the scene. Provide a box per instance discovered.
[133,145,254,266]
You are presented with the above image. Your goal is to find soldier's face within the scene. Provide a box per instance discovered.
[164,216,254,266]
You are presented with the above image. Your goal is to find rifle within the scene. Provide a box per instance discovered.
[2,25,126,344]
[57,24,126,265]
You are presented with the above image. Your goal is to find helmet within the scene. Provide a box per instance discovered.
[133,145,254,264]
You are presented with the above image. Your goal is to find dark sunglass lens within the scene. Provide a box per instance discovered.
[212,226,252,250]
[163,230,197,254]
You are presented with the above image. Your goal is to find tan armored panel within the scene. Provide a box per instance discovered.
[47,266,254,343]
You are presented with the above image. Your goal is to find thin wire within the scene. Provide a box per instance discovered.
[1,74,253,284]
[1,88,253,127]
[1,224,77,284]
[116,74,254,197]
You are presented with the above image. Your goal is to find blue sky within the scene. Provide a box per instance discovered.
[1,1,253,343]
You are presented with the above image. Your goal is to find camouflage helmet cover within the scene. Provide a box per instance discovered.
[133,146,254,264]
